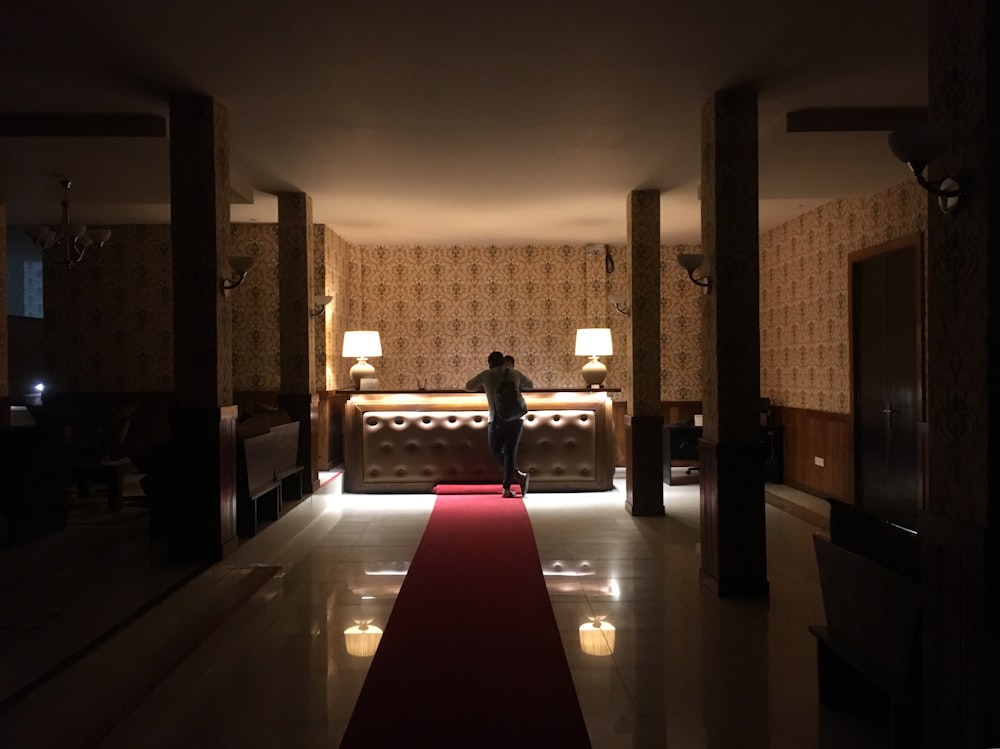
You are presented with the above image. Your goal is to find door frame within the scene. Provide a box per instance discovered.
[847,232,926,508]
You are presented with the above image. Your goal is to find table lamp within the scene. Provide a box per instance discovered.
[343,330,382,389]
[575,328,613,388]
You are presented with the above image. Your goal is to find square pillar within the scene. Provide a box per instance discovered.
[698,85,768,597]
[278,192,320,492]
[168,93,237,560]
[922,0,997,744]
[624,189,664,516]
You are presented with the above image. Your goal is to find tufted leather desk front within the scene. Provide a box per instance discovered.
[343,391,616,493]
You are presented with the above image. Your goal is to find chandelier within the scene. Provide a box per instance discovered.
[26,177,111,269]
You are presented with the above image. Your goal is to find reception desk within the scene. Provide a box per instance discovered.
[342,390,616,493]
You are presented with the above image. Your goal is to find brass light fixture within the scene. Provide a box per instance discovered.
[221,255,255,293]
[311,294,333,317]
[608,292,630,317]
[677,252,710,289]
[888,124,962,213]
[26,177,111,269]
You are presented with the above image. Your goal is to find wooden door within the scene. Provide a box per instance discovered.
[850,235,924,530]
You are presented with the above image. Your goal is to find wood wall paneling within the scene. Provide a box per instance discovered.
[771,405,851,501]
[612,400,627,467]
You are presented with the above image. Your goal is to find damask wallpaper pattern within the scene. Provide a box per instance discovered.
[346,244,614,391]
[231,223,280,392]
[759,180,925,413]
[342,241,704,403]
[230,223,353,393]
[44,225,174,392]
[318,225,352,391]
[35,180,924,412]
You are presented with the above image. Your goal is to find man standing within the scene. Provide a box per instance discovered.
[465,351,534,498]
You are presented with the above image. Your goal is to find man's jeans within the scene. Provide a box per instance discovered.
[488,418,524,487]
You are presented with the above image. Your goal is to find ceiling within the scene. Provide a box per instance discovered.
[0,1,928,246]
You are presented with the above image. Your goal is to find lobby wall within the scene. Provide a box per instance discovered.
[44,224,174,392]
[232,223,279,392]
[760,180,926,414]
[345,244,619,392]
[230,222,353,393]
[344,242,704,404]
[759,179,926,499]
[32,179,925,491]
[318,224,352,391]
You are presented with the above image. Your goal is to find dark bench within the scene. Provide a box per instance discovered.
[236,420,305,537]
[270,421,305,504]
[810,534,921,747]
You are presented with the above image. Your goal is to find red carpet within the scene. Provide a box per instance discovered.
[433,483,520,495]
[339,495,591,749]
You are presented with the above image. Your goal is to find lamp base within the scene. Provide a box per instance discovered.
[350,359,376,389]
[581,358,607,388]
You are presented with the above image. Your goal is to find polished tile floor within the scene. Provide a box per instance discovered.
[0,471,887,749]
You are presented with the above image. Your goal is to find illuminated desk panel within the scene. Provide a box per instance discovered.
[343,390,616,493]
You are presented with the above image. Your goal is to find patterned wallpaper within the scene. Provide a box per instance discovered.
[340,240,703,403]
[44,224,174,392]
[660,245,704,400]
[32,180,924,414]
[759,180,926,413]
[345,244,623,392]
[318,225,352,391]
[230,222,353,393]
[232,224,280,391]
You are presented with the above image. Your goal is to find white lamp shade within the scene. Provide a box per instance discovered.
[579,618,616,656]
[342,330,382,358]
[575,328,613,357]
[344,623,383,657]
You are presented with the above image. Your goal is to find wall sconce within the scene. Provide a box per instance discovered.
[608,292,630,317]
[677,252,710,289]
[575,328,613,389]
[579,616,616,656]
[311,294,333,317]
[343,330,383,389]
[221,255,255,293]
[888,125,962,213]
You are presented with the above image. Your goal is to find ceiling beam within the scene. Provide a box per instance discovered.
[0,112,167,138]
[786,107,927,133]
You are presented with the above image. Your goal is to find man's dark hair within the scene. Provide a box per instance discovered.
[488,351,505,368]
[503,355,515,367]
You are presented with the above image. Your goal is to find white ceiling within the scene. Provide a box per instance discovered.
[0,0,928,246]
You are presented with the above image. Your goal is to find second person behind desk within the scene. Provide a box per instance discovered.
[465,351,534,498]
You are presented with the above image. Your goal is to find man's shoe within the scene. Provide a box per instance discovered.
[502,488,515,498]
[516,470,529,498]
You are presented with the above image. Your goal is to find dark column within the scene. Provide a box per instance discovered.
[277,192,320,492]
[698,86,768,598]
[0,203,8,425]
[624,189,664,516]
[168,93,238,561]
[922,1,997,745]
